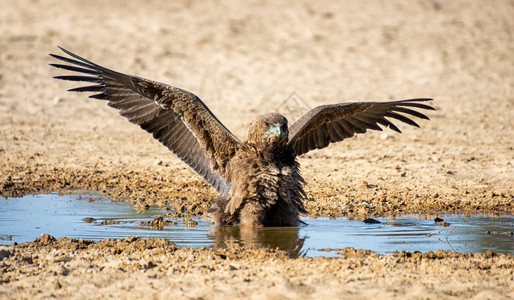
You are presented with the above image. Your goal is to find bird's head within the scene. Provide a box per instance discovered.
[248,113,289,149]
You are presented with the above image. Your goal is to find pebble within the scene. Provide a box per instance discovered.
[363,218,381,224]
[53,96,63,104]
[0,247,14,259]
[53,280,62,290]
[83,217,96,223]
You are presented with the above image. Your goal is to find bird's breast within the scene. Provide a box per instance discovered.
[269,165,292,176]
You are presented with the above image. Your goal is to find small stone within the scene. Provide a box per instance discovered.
[53,279,62,290]
[0,248,13,260]
[83,217,96,223]
[134,202,150,212]
[363,218,381,224]
[182,218,199,227]
[53,96,63,104]
[142,260,156,269]
[440,221,450,227]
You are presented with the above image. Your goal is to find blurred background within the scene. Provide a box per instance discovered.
[1,0,512,206]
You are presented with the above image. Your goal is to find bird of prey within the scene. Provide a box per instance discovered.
[50,47,434,227]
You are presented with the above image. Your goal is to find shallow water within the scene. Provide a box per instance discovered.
[1,193,512,257]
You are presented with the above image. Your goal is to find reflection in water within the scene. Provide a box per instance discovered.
[210,225,306,258]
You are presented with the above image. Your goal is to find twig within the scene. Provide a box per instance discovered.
[426,226,455,251]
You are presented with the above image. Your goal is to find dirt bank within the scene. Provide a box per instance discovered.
[1,235,513,299]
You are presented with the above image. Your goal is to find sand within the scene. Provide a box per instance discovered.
[0,0,513,298]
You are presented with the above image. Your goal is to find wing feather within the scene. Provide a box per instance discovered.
[351,114,383,131]
[345,117,368,134]
[326,123,341,141]
[384,112,420,128]
[50,47,243,195]
[331,121,351,139]
[288,99,434,156]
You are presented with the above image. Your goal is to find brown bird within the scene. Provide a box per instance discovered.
[50,47,434,226]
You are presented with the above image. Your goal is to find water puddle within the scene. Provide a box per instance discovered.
[1,193,512,257]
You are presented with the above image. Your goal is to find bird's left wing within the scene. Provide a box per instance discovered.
[50,47,243,195]
[287,98,434,156]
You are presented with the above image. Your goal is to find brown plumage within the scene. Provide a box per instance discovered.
[50,47,435,226]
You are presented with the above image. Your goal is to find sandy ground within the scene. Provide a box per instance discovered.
[1,235,513,299]
[0,0,513,298]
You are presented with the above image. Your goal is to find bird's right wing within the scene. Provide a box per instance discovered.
[50,47,243,195]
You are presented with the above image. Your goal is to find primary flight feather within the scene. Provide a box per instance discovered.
[50,47,434,226]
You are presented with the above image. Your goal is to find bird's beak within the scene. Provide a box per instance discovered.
[268,124,282,138]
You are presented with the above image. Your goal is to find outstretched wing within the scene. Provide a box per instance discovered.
[50,47,243,195]
[287,99,434,156]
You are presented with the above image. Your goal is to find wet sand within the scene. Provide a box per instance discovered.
[1,0,513,298]
[1,235,513,299]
